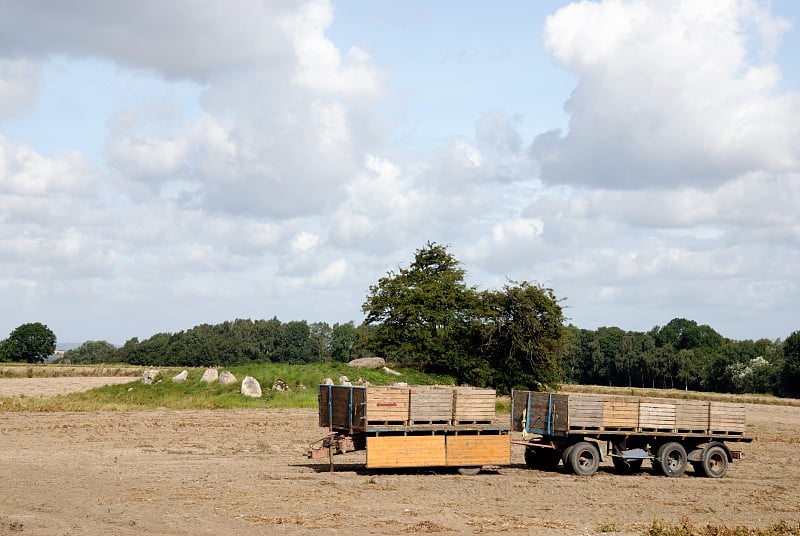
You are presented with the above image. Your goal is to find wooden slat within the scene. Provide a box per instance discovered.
[365,386,410,423]
[366,435,446,468]
[709,402,746,433]
[639,401,676,431]
[675,400,709,432]
[602,397,639,429]
[446,434,510,466]
[410,386,453,422]
[567,395,603,429]
[453,387,496,422]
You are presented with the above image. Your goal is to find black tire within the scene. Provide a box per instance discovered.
[657,442,687,477]
[568,441,600,476]
[612,455,644,473]
[561,444,575,470]
[524,447,560,471]
[700,445,729,478]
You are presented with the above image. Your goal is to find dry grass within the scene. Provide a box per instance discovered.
[0,364,145,378]
[560,384,800,407]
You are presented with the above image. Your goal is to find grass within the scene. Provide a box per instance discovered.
[0,364,145,378]
[0,362,457,412]
[644,519,800,536]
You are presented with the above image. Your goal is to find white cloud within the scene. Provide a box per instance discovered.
[0,59,39,117]
[533,0,800,188]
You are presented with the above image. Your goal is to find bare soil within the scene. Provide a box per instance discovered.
[0,377,139,398]
[1,379,798,536]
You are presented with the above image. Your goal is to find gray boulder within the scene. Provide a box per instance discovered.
[382,366,402,376]
[141,369,160,385]
[171,370,188,383]
[219,371,237,385]
[347,357,386,369]
[241,376,262,398]
[321,377,334,386]
[201,368,219,383]
[272,379,290,392]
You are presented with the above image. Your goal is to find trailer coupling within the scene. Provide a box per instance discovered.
[307,434,356,459]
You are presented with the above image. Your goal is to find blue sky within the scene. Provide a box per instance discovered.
[1,0,798,345]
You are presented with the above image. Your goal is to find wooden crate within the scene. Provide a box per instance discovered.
[445,434,510,466]
[410,386,453,423]
[567,394,604,430]
[366,435,446,468]
[709,402,746,435]
[639,400,676,431]
[319,385,367,432]
[453,387,496,423]
[511,391,569,434]
[365,386,410,424]
[602,396,639,430]
[675,400,710,433]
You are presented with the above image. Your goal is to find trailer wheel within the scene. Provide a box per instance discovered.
[700,445,728,478]
[612,455,643,473]
[561,445,574,471]
[657,442,687,477]
[457,467,482,476]
[568,441,600,476]
[524,447,560,470]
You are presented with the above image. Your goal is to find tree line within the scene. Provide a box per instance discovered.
[562,318,800,398]
[3,243,798,398]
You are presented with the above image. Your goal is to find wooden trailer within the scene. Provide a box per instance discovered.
[511,390,752,478]
[311,385,510,471]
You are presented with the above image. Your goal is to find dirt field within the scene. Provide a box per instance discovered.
[1,379,798,536]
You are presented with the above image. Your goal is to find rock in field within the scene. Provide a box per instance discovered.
[272,379,290,391]
[141,369,160,385]
[347,357,385,369]
[241,376,262,398]
[201,368,219,383]
[321,377,334,386]
[172,370,188,383]
[219,371,237,385]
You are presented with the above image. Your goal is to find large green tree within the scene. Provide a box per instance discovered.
[360,243,566,389]
[360,242,477,367]
[0,322,57,363]
[61,340,118,364]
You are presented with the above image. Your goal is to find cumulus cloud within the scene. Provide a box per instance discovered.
[532,0,800,189]
[0,59,39,117]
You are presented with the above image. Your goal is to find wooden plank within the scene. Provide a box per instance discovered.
[366,435,446,468]
[602,396,639,429]
[675,400,709,432]
[639,401,676,431]
[446,434,510,466]
[567,394,603,429]
[709,402,746,434]
[410,386,453,423]
[365,386,410,423]
[453,387,496,422]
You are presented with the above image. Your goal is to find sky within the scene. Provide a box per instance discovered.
[1,0,798,346]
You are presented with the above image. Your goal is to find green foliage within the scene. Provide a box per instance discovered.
[360,243,566,390]
[115,317,361,368]
[562,321,796,397]
[0,322,57,363]
[780,331,800,398]
[61,340,119,364]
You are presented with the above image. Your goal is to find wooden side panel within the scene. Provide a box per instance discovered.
[321,385,369,432]
[639,401,677,431]
[410,386,453,423]
[366,435,446,468]
[511,391,569,434]
[453,388,496,422]
[365,386,410,423]
[709,402,746,434]
[567,394,604,429]
[550,394,570,433]
[318,385,331,427]
[446,434,510,466]
[675,400,710,432]
[602,397,639,429]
